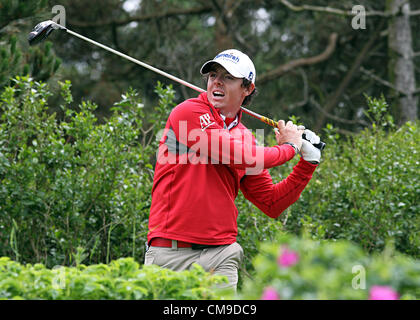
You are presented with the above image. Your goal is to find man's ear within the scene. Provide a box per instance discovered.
[245,83,255,96]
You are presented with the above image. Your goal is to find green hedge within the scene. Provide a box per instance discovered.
[236,96,419,274]
[1,234,418,300]
[272,96,420,258]
[0,76,171,267]
[0,76,418,281]
[0,257,226,300]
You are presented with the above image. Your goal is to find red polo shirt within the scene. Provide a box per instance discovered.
[147,92,317,245]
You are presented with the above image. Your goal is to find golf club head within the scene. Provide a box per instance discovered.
[28,20,62,46]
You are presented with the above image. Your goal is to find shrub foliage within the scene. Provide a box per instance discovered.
[240,233,420,300]
[0,77,171,267]
[0,77,418,282]
[0,257,225,300]
[274,96,419,258]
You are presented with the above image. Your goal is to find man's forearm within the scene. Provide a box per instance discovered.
[240,158,317,218]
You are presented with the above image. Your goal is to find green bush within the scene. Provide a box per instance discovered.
[283,96,419,257]
[236,96,419,268]
[239,233,420,300]
[0,76,418,294]
[0,76,172,267]
[2,234,417,300]
[0,257,226,300]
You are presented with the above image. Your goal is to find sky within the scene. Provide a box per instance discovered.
[123,0,140,12]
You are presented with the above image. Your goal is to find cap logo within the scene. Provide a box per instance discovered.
[248,72,254,81]
[215,52,240,63]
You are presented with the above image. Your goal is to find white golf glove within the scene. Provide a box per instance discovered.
[300,129,321,164]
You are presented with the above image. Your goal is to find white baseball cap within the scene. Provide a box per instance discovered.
[200,49,256,84]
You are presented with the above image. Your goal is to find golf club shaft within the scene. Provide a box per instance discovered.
[61,25,324,150]
[66,29,281,128]
[66,29,205,94]
[240,106,278,127]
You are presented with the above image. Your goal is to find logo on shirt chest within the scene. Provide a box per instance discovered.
[199,113,215,131]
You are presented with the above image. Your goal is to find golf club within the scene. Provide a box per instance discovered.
[29,20,325,151]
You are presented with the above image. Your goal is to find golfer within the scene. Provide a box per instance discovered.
[145,49,322,290]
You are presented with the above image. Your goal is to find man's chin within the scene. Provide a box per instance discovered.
[210,101,223,109]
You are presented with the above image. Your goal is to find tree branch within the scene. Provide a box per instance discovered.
[288,69,309,110]
[279,0,420,17]
[360,67,405,94]
[0,16,32,34]
[310,97,368,126]
[233,32,254,55]
[68,5,213,28]
[279,0,353,15]
[409,9,420,16]
[279,0,391,17]
[258,32,338,84]
[313,20,385,131]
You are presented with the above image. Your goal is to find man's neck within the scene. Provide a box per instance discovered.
[217,107,240,118]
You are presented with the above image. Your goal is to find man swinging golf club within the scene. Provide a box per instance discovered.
[28,21,322,290]
[145,49,322,290]
[28,20,325,150]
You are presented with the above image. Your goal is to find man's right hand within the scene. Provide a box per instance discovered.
[275,120,303,151]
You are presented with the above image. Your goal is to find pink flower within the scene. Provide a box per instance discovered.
[277,246,299,267]
[369,285,399,300]
[261,287,280,300]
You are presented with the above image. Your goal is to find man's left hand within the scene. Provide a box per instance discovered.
[300,129,321,164]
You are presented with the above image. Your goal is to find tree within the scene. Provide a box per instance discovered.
[278,0,419,128]
[0,0,61,88]
[387,0,418,124]
[42,0,340,126]
[22,0,418,132]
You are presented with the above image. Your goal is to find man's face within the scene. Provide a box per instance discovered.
[206,65,254,115]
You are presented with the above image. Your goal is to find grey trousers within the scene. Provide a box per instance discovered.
[144,242,244,290]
